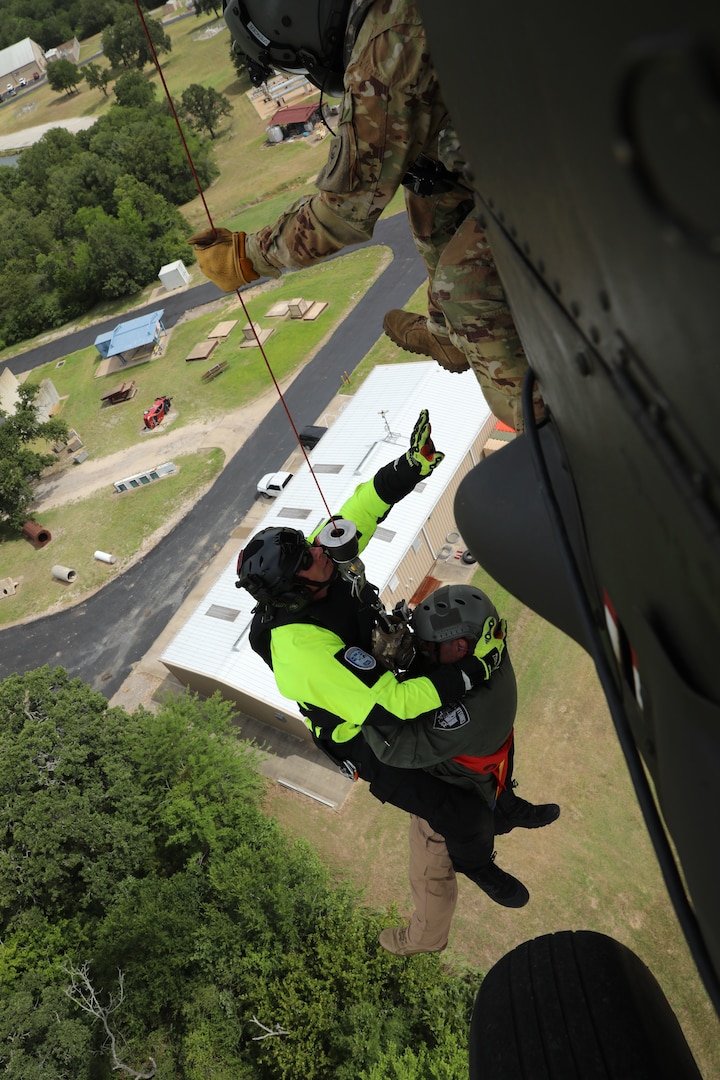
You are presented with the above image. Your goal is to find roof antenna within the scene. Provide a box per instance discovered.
[378,410,404,444]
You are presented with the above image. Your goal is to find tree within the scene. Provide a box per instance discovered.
[0,384,67,531]
[83,61,113,97]
[113,69,156,109]
[229,42,255,89]
[180,83,233,139]
[45,58,81,96]
[0,670,477,1078]
[193,0,222,16]
[102,14,171,71]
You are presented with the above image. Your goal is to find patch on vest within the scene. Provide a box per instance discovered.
[344,646,376,671]
[433,703,470,731]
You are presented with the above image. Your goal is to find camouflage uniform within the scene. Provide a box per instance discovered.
[245,0,538,430]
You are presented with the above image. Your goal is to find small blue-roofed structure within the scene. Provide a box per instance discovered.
[94,310,166,365]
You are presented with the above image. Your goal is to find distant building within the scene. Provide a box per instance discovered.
[0,369,20,416]
[44,37,80,65]
[0,37,46,86]
[94,310,166,365]
[267,102,323,141]
[161,362,497,741]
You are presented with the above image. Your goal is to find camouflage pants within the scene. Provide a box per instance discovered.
[404,187,543,431]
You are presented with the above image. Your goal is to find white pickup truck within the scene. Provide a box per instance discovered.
[256,470,293,499]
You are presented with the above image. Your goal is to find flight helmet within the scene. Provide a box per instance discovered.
[223,0,354,97]
[236,526,316,612]
[411,584,499,644]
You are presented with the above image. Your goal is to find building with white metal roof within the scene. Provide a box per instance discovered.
[161,362,495,739]
[0,38,46,85]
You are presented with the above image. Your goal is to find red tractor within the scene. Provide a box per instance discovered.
[143,395,172,430]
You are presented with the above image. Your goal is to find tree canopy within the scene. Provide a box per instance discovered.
[0,383,67,531]
[0,668,479,1078]
[101,14,171,72]
[0,0,145,53]
[180,83,233,140]
[45,58,81,96]
[0,96,215,347]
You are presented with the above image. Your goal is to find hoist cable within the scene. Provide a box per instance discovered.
[133,0,334,520]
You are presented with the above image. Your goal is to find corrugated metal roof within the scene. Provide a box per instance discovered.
[93,310,165,359]
[271,103,320,126]
[0,38,39,76]
[161,362,490,719]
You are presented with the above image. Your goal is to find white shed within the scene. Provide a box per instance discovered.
[158,260,191,291]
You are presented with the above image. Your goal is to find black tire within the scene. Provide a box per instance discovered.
[469,931,702,1080]
[461,549,477,565]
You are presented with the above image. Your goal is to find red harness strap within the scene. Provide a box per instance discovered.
[452,729,514,793]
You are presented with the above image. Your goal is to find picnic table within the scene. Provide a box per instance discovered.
[100,379,137,405]
[201,360,228,382]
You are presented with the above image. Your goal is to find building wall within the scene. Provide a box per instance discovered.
[161,664,308,737]
[381,412,494,609]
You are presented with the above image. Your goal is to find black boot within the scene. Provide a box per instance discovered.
[465,853,529,908]
[494,795,560,835]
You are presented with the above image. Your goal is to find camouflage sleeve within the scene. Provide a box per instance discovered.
[245,0,446,276]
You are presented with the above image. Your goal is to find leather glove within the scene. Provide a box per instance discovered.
[188,227,259,292]
[406,409,444,477]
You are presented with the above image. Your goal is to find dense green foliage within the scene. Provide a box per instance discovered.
[0,383,67,530]
[101,14,171,72]
[0,0,141,52]
[45,57,81,95]
[180,83,233,139]
[0,89,215,347]
[0,668,478,1078]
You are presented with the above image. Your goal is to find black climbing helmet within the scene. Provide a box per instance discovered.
[236,526,315,612]
[411,584,499,644]
[223,0,355,97]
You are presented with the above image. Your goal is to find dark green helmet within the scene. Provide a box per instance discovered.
[223,0,354,97]
[411,584,498,643]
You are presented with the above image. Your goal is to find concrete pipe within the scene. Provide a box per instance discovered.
[93,551,117,564]
[51,565,77,583]
[22,521,52,547]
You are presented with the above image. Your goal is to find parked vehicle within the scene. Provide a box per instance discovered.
[298,425,327,450]
[256,471,293,498]
[18,77,26,88]
[143,395,172,430]
[5,84,16,97]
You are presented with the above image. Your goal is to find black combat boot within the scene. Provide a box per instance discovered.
[465,853,530,908]
[494,792,560,835]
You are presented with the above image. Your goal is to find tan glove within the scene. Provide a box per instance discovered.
[188,227,259,292]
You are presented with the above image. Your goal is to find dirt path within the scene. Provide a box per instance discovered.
[32,383,285,512]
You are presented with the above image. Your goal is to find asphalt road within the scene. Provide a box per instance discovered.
[0,213,426,695]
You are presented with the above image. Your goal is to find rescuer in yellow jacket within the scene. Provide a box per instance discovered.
[237,411,529,908]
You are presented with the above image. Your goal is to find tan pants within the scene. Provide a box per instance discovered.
[406,815,458,952]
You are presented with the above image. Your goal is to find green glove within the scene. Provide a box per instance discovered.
[473,615,507,679]
[406,409,445,477]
